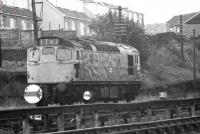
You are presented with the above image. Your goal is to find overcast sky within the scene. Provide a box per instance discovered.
[98,0,200,24]
[37,0,200,24]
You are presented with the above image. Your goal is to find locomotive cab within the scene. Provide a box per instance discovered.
[27,37,82,84]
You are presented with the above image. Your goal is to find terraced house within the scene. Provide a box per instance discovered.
[0,4,33,30]
[35,0,92,36]
[167,12,200,37]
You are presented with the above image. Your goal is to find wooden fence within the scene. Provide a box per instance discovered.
[0,29,76,48]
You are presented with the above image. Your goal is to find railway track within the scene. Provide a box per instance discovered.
[0,97,199,134]
[45,116,200,134]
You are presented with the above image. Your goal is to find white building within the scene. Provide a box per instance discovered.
[35,0,91,36]
[83,0,144,27]
[1,0,31,9]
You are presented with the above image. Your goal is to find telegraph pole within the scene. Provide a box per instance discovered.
[108,10,113,41]
[180,15,184,60]
[193,29,196,96]
[0,0,2,67]
[32,0,38,42]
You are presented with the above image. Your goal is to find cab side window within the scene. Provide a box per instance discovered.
[56,48,72,61]
[128,55,133,75]
[28,48,40,62]
[76,50,80,60]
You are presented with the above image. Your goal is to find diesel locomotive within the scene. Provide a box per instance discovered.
[27,36,141,105]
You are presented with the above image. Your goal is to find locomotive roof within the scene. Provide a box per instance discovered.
[77,39,120,53]
[38,36,138,53]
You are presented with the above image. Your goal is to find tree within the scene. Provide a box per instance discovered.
[89,13,149,67]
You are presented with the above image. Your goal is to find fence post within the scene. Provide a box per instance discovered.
[0,35,2,67]
[9,30,10,46]
[30,30,32,47]
[22,115,30,134]
[93,111,99,127]
[76,110,83,129]
[57,110,64,131]
[19,29,22,47]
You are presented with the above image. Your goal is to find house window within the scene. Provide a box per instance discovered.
[65,21,69,30]
[84,25,89,35]
[80,22,84,35]
[65,21,70,30]
[10,18,16,29]
[2,16,6,27]
[31,23,34,30]
[176,27,180,33]
[71,21,75,30]
[21,20,27,30]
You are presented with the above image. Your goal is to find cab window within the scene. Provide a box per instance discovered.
[56,48,72,61]
[28,48,40,62]
[42,47,55,55]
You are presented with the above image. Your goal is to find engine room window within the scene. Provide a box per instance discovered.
[42,47,55,55]
[28,48,40,62]
[57,48,72,61]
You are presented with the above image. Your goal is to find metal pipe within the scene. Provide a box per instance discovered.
[32,0,38,42]
[193,29,196,96]
[180,15,184,60]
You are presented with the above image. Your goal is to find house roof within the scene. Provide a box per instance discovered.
[101,2,116,8]
[57,7,92,21]
[81,0,96,3]
[167,12,198,27]
[1,4,33,18]
[186,12,200,24]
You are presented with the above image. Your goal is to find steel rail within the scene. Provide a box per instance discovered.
[45,116,200,134]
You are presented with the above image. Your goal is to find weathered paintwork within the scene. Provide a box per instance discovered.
[80,51,139,81]
[27,37,140,84]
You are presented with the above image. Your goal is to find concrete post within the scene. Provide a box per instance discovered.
[136,111,141,122]
[177,107,181,118]
[57,111,64,131]
[76,112,82,129]
[93,111,99,127]
[43,114,48,131]
[22,115,30,134]
[165,107,170,119]
[147,108,152,121]
[191,105,195,117]
[113,111,119,125]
